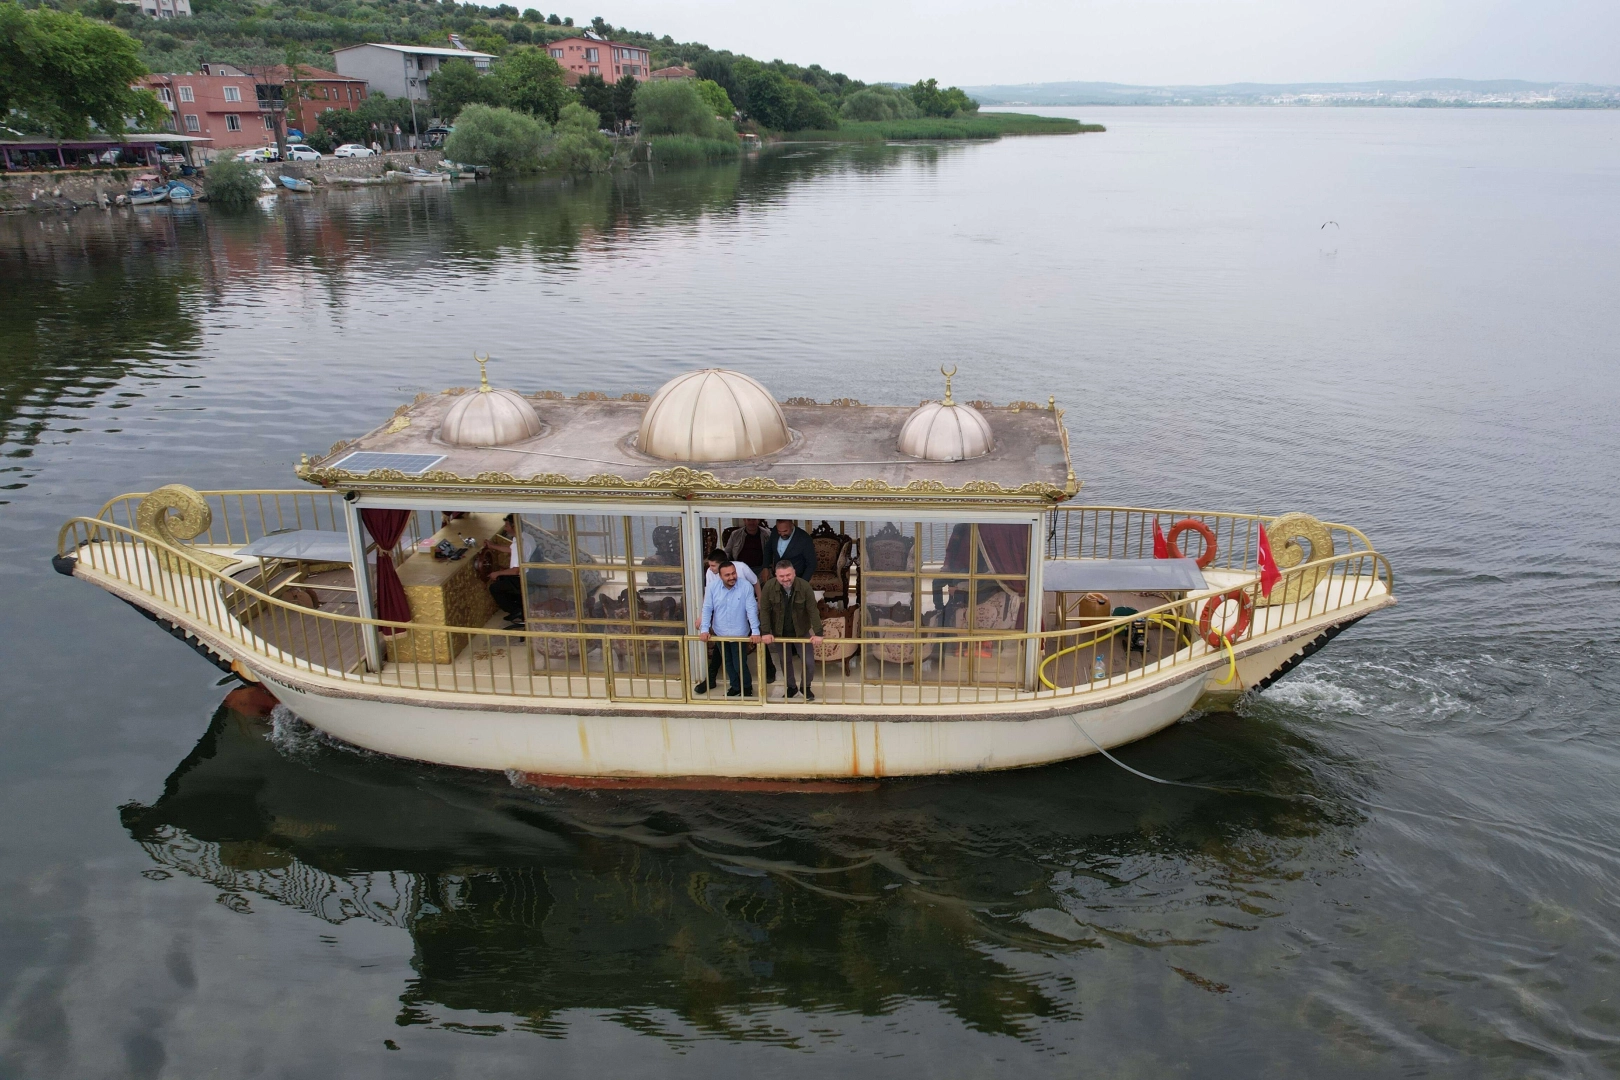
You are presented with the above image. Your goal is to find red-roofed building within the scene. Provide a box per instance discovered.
[543,36,651,82]
[144,63,369,152]
[649,65,697,81]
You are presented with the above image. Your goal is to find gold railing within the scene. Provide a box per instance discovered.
[58,515,1393,710]
[1048,505,1377,574]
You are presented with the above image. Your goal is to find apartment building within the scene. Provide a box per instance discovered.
[145,64,369,151]
[544,36,652,82]
[332,43,495,102]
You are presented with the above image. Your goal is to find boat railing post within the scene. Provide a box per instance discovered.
[681,507,705,701]
[1023,516,1045,692]
[343,497,383,673]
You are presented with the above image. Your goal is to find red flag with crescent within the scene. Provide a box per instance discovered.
[1258,522,1281,597]
[1152,519,1170,559]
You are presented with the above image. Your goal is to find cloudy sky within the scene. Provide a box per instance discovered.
[596,0,1619,87]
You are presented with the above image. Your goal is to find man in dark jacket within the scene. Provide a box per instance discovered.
[759,559,823,700]
[767,519,816,581]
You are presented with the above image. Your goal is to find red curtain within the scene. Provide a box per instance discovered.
[360,508,413,634]
[977,524,1030,596]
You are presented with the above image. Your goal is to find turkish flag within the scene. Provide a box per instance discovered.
[1152,519,1170,559]
[1258,522,1281,597]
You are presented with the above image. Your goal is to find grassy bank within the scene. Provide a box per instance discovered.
[648,135,743,168]
[785,113,1104,141]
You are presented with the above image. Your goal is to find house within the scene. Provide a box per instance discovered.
[332,43,495,102]
[145,64,369,152]
[543,36,651,82]
[114,0,191,19]
[649,66,697,81]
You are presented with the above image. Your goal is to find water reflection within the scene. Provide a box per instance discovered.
[122,699,1358,1043]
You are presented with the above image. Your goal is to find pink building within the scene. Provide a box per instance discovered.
[145,64,368,153]
[544,36,651,82]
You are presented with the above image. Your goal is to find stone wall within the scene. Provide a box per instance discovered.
[1,149,444,212]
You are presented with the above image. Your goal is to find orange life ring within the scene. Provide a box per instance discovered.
[1199,590,1253,648]
[1166,518,1218,569]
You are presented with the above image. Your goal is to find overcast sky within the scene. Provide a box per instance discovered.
[595,0,1619,87]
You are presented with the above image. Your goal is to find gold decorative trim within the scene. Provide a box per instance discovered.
[532,390,565,400]
[444,386,470,396]
[382,415,411,434]
[136,485,236,573]
[575,391,611,401]
[295,460,1069,503]
[1007,400,1040,411]
[412,392,433,405]
[328,440,353,457]
[783,396,817,406]
[966,399,994,409]
[619,392,650,402]
[828,398,862,406]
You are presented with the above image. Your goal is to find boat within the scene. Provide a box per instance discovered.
[253,169,277,192]
[165,181,194,203]
[279,175,314,192]
[405,166,449,183]
[128,189,169,206]
[52,363,1394,782]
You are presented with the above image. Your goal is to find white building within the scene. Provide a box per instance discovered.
[116,0,192,17]
[332,44,495,102]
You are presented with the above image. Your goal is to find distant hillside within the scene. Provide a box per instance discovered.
[965,79,1620,108]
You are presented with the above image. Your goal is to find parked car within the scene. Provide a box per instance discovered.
[333,144,375,158]
[236,147,279,162]
[284,145,321,161]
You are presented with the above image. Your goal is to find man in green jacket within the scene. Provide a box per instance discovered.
[759,558,824,701]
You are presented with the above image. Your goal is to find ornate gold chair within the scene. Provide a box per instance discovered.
[809,521,854,601]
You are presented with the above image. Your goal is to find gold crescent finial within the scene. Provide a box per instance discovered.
[940,365,957,406]
[476,353,491,393]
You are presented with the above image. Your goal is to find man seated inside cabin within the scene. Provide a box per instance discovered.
[768,519,815,582]
[694,548,757,695]
[724,518,769,578]
[698,558,760,698]
[760,558,823,701]
[484,516,527,629]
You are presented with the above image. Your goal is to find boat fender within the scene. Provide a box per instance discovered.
[51,554,78,577]
[1166,518,1218,568]
[1198,589,1252,648]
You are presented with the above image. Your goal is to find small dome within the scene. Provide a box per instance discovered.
[439,387,543,447]
[898,399,994,461]
[639,369,790,462]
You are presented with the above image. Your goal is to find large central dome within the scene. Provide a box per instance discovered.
[638,369,791,462]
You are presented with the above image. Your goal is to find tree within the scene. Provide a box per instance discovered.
[907,78,978,117]
[576,73,613,129]
[548,101,611,171]
[841,86,919,121]
[740,67,790,128]
[590,15,610,36]
[503,22,532,43]
[546,12,561,23]
[785,81,837,130]
[443,103,547,171]
[522,8,543,21]
[488,47,568,122]
[633,78,731,138]
[428,57,495,121]
[317,108,369,146]
[203,156,262,207]
[0,3,164,139]
[611,74,638,129]
[693,79,733,120]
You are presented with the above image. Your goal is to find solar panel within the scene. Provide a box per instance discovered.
[331,451,446,475]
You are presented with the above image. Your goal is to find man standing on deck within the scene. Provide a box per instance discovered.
[760,559,824,701]
[724,518,769,578]
[767,519,815,581]
[699,558,761,697]
[694,548,757,695]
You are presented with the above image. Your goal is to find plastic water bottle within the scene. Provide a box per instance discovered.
[1093,655,1108,682]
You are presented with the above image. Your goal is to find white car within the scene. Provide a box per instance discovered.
[284,144,321,161]
[236,146,279,162]
[333,144,375,158]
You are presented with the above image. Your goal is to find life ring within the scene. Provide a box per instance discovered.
[1198,590,1252,648]
[1166,518,1218,568]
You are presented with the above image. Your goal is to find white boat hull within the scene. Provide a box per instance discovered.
[263,671,1209,779]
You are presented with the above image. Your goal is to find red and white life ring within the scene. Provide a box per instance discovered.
[1166,518,1218,569]
[1198,590,1253,648]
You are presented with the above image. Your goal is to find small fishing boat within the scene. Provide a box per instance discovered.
[279,175,314,193]
[53,363,1394,782]
[405,167,449,183]
[253,170,277,192]
[128,188,168,206]
[165,181,195,203]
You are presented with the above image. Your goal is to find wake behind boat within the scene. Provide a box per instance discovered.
[52,364,1393,781]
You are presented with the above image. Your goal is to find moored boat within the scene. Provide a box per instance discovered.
[280,175,314,192]
[52,364,1394,781]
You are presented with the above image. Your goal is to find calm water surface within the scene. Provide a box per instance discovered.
[3,107,1619,1077]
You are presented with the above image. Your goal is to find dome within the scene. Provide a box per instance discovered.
[439,386,543,447]
[638,369,791,462]
[898,400,994,461]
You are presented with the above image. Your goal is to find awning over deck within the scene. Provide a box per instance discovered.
[1042,558,1207,593]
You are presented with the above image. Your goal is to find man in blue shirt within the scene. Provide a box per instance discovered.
[698,558,761,697]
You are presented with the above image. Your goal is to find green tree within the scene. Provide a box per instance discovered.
[317,108,369,146]
[428,57,496,121]
[907,78,978,117]
[547,13,562,24]
[611,73,638,129]
[204,156,262,207]
[740,66,790,128]
[694,56,743,115]
[633,78,730,138]
[0,3,164,138]
[488,47,568,122]
[785,81,837,130]
[443,102,547,171]
[840,85,919,121]
[576,73,613,129]
[548,100,611,171]
[693,78,733,119]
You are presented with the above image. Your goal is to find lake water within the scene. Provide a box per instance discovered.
[3,107,1619,1077]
